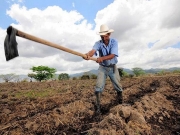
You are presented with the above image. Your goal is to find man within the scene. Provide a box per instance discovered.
[84,24,123,113]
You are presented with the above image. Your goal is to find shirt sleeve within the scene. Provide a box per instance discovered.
[110,39,118,57]
[92,41,100,56]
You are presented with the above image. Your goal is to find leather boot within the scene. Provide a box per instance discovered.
[117,91,123,104]
[95,91,101,114]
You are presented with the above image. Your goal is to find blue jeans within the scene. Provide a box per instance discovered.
[95,65,123,92]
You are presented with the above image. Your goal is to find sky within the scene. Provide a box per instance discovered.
[0,0,180,76]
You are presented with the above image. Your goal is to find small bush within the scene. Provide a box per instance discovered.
[81,75,90,80]
[91,74,97,79]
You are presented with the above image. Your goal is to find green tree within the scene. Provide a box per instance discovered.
[28,73,36,82]
[132,67,145,77]
[28,73,36,78]
[30,66,56,82]
[58,73,70,80]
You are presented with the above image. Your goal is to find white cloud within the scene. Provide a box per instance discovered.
[0,0,180,76]
[6,0,24,4]
[95,0,180,69]
[1,4,98,75]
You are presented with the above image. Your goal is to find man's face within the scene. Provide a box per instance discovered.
[101,33,111,41]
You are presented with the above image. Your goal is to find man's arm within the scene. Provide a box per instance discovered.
[87,49,96,57]
[84,50,115,63]
[83,49,96,60]
[96,54,115,63]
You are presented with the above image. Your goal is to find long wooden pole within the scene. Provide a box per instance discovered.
[15,27,97,61]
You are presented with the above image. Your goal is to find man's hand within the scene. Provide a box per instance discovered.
[82,49,96,60]
[82,53,90,60]
[96,57,104,63]
[96,54,115,63]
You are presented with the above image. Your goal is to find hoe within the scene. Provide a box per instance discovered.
[4,26,97,61]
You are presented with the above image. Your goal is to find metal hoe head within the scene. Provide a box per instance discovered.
[4,26,19,61]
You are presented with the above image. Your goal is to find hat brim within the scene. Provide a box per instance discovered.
[97,29,114,35]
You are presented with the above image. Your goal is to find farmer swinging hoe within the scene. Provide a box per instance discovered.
[4,25,123,115]
[4,26,97,61]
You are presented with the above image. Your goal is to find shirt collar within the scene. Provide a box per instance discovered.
[100,38,111,46]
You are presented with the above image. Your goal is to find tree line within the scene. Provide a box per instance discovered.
[0,66,180,82]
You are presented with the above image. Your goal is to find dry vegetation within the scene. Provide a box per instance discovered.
[0,75,179,135]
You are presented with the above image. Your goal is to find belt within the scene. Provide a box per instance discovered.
[100,64,115,68]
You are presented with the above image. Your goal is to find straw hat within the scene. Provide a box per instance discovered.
[98,24,114,35]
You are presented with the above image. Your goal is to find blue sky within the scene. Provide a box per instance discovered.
[0,0,180,75]
[172,42,180,48]
[0,0,114,29]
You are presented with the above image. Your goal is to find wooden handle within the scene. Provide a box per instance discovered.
[15,28,97,61]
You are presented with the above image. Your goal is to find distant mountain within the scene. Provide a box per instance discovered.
[70,69,98,78]
[123,68,133,74]
[69,67,180,77]
[144,67,180,73]
[0,67,179,82]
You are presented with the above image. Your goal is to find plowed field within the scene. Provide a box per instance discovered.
[0,75,179,135]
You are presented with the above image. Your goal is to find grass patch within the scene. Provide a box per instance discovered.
[15,89,57,99]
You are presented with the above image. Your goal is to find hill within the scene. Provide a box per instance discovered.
[0,67,179,82]
[70,67,180,78]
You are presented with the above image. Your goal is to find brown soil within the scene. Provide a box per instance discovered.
[0,75,179,135]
